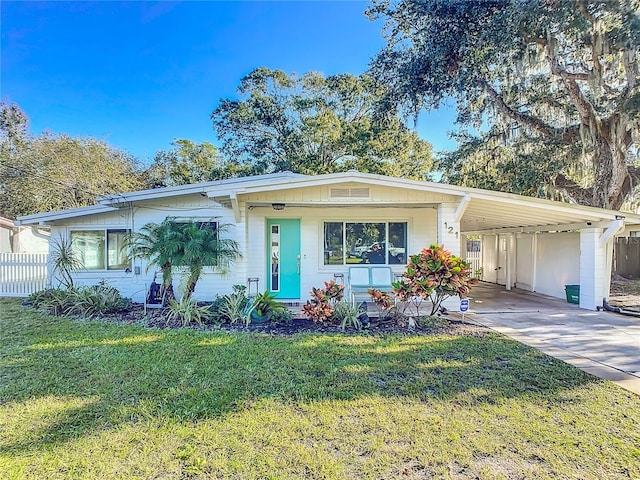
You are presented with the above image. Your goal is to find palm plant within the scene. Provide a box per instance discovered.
[175,222,241,300]
[49,235,84,289]
[125,218,183,302]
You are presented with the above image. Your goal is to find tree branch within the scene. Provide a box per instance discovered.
[549,58,596,122]
[483,82,579,142]
[553,173,594,206]
[577,0,603,79]
[524,36,548,47]
[628,165,640,185]
[621,46,638,101]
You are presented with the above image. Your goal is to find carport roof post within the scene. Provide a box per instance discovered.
[580,227,609,311]
[438,203,461,255]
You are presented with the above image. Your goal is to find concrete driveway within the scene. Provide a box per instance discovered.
[462,283,640,395]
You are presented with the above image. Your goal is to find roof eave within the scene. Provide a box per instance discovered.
[15,205,119,226]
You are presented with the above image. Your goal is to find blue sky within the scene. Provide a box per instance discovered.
[2,1,457,164]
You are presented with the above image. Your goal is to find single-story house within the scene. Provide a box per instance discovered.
[15,171,640,310]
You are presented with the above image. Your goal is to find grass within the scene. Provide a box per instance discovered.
[1,298,639,479]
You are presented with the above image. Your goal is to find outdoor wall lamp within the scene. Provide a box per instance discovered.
[272,203,285,211]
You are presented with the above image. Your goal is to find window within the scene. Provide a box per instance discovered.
[323,222,407,265]
[71,229,130,270]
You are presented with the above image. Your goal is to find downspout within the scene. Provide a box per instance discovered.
[599,219,625,307]
[9,226,18,252]
[602,300,640,317]
[29,226,51,242]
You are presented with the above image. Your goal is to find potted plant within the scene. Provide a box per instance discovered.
[245,290,288,325]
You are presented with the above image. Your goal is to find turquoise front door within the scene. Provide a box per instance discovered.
[266,219,301,299]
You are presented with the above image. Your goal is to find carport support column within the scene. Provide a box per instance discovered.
[579,228,605,311]
[438,203,461,256]
[438,203,462,312]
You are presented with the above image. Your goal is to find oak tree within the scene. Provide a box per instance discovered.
[0,102,145,218]
[211,67,434,179]
[368,0,640,209]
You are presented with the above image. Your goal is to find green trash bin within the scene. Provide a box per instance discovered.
[565,285,580,304]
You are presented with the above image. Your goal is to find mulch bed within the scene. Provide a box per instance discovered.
[97,303,488,337]
[609,278,640,312]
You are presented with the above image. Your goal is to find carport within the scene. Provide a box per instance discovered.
[464,283,640,395]
[454,189,640,310]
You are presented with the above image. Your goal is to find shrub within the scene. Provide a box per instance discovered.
[28,284,131,317]
[200,296,228,325]
[166,297,212,327]
[302,280,344,323]
[368,288,395,319]
[332,300,363,331]
[270,308,294,325]
[68,284,132,316]
[219,285,250,324]
[28,288,73,316]
[392,244,478,316]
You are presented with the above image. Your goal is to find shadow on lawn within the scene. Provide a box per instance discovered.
[0,303,600,455]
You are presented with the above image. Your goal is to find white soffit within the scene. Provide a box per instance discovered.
[460,197,625,233]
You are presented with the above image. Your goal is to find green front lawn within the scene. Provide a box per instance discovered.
[1,298,639,479]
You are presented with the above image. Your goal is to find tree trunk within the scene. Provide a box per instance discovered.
[160,264,175,302]
[591,117,632,211]
[184,268,202,301]
[163,283,176,302]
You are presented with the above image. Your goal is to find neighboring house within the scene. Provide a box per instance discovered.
[0,217,50,253]
[15,171,640,310]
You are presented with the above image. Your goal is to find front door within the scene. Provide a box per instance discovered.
[483,234,498,283]
[266,219,301,299]
[497,234,508,285]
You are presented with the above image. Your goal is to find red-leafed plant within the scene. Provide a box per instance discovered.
[302,280,345,323]
[368,288,395,319]
[392,244,477,316]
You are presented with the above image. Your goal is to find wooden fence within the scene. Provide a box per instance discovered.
[0,253,49,297]
[615,237,640,278]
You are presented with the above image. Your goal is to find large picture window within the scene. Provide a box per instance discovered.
[71,229,130,270]
[324,222,407,265]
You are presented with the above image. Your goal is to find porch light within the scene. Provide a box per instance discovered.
[272,203,285,211]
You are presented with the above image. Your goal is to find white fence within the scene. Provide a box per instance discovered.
[465,239,482,278]
[0,253,49,297]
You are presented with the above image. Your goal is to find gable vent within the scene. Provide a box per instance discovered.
[330,187,370,198]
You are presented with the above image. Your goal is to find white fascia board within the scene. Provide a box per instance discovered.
[0,217,15,229]
[230,192,241,223]
[97,172,307,206]
[235,172,469,198]
[454,194,472,222]
[15,205,118,226]
[230,171,639,223]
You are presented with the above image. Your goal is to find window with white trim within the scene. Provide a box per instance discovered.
[323,222,407,265]
[71,229,131,270]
